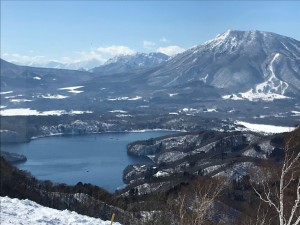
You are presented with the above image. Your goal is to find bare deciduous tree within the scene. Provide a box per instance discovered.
[241,202,272,225]
[251,129,300,225]
[168,177,227,225]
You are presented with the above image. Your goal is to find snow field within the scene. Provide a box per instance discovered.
[0,196,121,225]
[236,121,295,134]
[0,108,92,116]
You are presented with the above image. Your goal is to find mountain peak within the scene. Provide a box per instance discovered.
[197,29,300,57]
[92,52,170,74]
[104,52,169,65]
[206,29,297,44]
[150,30,300,99]
[204,29,261,47]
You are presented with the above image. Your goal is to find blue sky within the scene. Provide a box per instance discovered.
[1,1,300,65]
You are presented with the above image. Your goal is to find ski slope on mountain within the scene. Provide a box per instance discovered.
[0,196,121,225]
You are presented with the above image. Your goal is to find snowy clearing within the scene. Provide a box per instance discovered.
[108,96,142,101]
[41,94,69,99]
[181,108,197,113]
[116,114,133,117]
[5,96,17,99]
[153,171,169,178]
[222,94,243,100]
[0,108,93,116]
[223,91,290,102]
[291,111,300,116]
[69,110,93,115]
[0,91,13,95]
[108,97,129,101]
[10,99,32,103]
[204,108,218,112]
[235,121,295,134]
[0,196,121,225]
[239,90,290,101]
[228,109,236,113]
[58,86,84,94]
[128,96,142,100]
[109,110,128,113]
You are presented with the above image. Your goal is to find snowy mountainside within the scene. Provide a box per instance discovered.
[91,52,169,74]
[147,30,300,99]
[0,59,94,90]
[121,128,292,196]
[0,58,97,113]
[1,30,300,121]
[0,196,121,225]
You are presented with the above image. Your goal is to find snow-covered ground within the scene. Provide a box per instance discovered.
[204,108,218,112]
[0,196,121,225]
[222,91,290,101]
[109,110,128,113]
[291,111,300,116]
[107,96,142,101]
[10,99,33,103]
[0,108,92,116]
[153,171,169,178]
[40,94,69,99]
[58,86,84,94]
[236,121,295,133]
[0,91,13,95]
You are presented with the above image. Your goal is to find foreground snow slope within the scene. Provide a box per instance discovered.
[0,196,121,225]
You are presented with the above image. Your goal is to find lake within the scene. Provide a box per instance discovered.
[1,131,178,192]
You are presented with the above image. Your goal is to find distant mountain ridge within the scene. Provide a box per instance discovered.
[0,58,94,90]
[4,52,170,73]
[91,52,170,75]
[8,59,103,71]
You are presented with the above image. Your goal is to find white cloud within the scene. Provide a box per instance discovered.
[143,40,156,50]
[97,45,136,55]
[159,37,169,43]
[157,45,185,56]
[60,56,73,63]
[1,53,47,65]
[73,50,107,64]
[2,45,136,67]
[73,45,136,65]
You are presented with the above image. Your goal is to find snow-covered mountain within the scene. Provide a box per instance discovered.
[1,30,299,118]
[91,52,169,74]
[0,196,121,225]
[4,30,299,102]
[147,30,300,100]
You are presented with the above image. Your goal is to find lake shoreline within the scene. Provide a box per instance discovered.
[2,130,179,192]
[29,128,186,142]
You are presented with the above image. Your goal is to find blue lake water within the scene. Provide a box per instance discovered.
[1,131,177,192]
